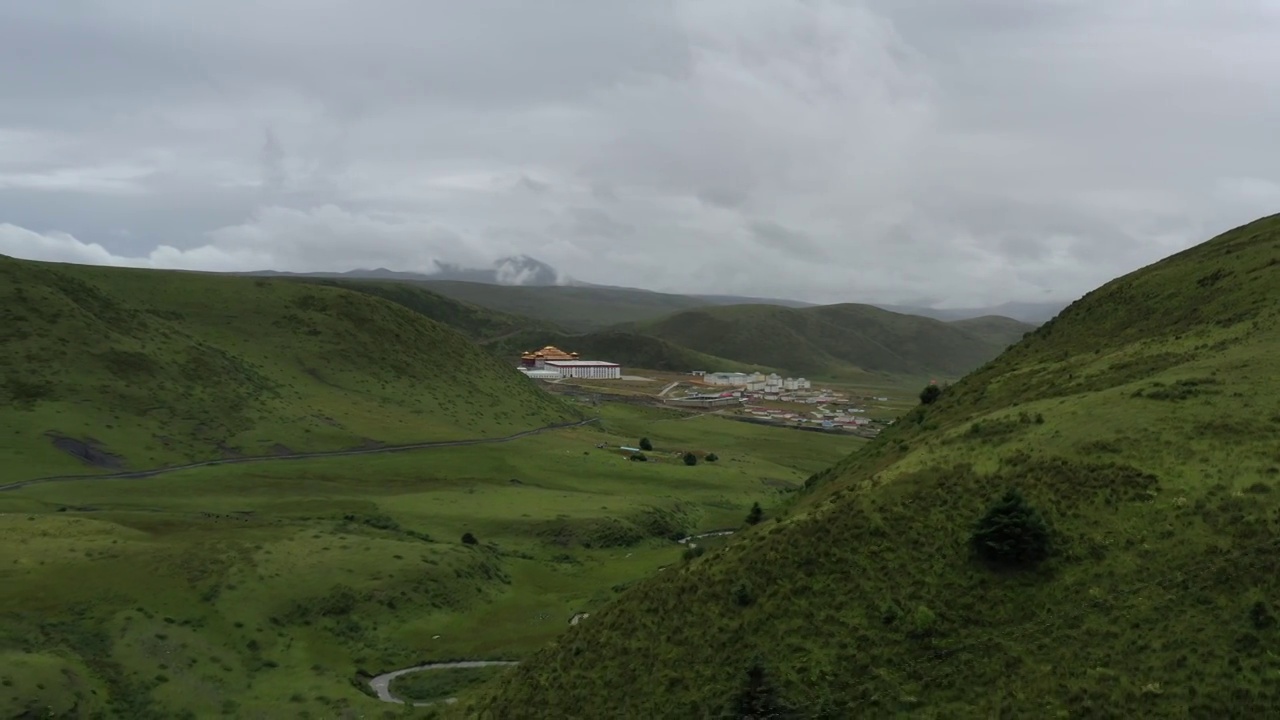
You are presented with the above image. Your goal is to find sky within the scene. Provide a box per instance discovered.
[2,0,1279,308]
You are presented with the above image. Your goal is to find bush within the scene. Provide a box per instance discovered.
[971,489,1051,567]
[461,532,479,546]
[705,453,719,462]
[919,384,941,405]
[745,502,764,526]
[683,452,698,466]
[639,437,653,451]
[630,453,648,462]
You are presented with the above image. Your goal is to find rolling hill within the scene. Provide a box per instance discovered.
[476,214,1280,718]
[622,303,1025,379]
[0,257,581,481]
[947,314,1036,348]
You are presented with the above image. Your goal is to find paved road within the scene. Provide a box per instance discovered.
[369,660,521,706]
[0,418,601,492]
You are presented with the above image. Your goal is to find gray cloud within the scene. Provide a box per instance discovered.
[2,0,1279,307]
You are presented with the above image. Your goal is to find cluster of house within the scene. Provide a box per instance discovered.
[692,370,811,391]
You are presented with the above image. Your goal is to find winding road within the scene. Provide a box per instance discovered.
[368,660,521,706]
[367,529,739,705]
[0,418,601,492]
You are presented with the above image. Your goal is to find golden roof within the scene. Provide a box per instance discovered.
[521,345,579,360]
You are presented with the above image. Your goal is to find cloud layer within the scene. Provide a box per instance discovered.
[2,0,1279,306]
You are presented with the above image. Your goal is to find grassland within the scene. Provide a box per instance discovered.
[476,214,1280,718]
[0,399,862,719]
[0,257,579,481]
[622,302,1023,379]
[419,281,714,332]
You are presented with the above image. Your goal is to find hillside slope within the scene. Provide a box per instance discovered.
[420,281,717,331]
[626,303,1012,378]
[477,214,1280,718]
[0,258,580,480]
[947,314,1036,348]
[290,277,560,341]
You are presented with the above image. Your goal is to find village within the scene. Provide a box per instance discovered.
[513,346,891,438]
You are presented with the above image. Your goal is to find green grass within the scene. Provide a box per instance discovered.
[475,214,1280,718]
[391,666,510,703]
[0,257,580,481]
[0,401,861,718]
[620,302,1019,379]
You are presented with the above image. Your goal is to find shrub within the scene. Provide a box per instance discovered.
[629,452,648,462]
[971,489,1051,568]
[639,437,653,451]
[706,453,719,462]
[919,384,941,405]
[461,532,479,546]
[745,502,764,526]
[735,663,788,718]
[683,452,698,466]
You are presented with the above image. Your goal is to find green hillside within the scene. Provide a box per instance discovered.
[947,314,1036,348]
[293,278,560,341]
[476,214,1280,718]
[624,303,1013,379]
[0,257,580,481]
[484,330,767,374]
[421,281,715,331]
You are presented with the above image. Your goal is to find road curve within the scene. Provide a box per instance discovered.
[0,418,601,492]
[369,660,520,706]
[367,529,738,704]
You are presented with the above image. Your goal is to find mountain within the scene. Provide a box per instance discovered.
[947,314,1037,348]
[877,300,1068,324]
[0,257,580,480]
[242,254,569,287]
[477,214,1280,718]
[623,303,1020,379]
[284,277,560,342]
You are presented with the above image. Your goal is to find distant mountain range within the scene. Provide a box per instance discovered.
[241,256,1068,326]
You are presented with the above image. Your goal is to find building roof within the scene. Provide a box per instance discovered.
[521,345,579,361]
[543,360,620,367]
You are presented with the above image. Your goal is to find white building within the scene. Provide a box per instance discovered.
[519,368,563,380]
[783,377,811,390]
[543,360,622,379]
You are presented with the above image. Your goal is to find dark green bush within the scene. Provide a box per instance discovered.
[970,489,1051,567]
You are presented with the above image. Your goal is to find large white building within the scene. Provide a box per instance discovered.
[704,370,809,391]
[543,360,622,379]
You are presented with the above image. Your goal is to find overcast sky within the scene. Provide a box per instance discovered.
[2,1,1278,307]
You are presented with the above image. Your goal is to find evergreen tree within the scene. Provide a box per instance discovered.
[461,532,479,545]
[971,489,1051,567]
[639,437,653,451]
[919,384,941,405]
[706,453,719,462]
[745,502,764,525]
[683,452,698,466]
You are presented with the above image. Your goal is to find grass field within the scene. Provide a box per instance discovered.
[0,257,579,482]
[0,402,862,718]
[476,214,1280,718]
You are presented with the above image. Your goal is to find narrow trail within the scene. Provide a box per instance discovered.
[368,660,520,707]
[368,528,739,705]
[0,418,601,492]
[658,381,679,397]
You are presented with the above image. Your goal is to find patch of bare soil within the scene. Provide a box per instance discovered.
[46,434,126,469]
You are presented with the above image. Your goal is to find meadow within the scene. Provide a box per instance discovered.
[0,402,862,718]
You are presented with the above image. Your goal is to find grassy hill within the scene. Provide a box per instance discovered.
[420,281,714,332]
[623,303,1015,379]
[947,314,1036,348]
[0,257,580,481]
[292,278,560,342]
[475,214,1280,718]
